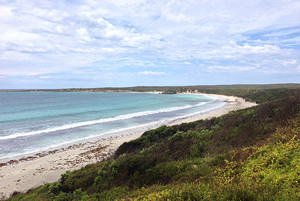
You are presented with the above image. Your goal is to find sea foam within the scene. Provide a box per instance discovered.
[0,101,214,140]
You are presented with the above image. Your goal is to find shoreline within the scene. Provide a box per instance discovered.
[0,93,256,199]
[0,91,212,163]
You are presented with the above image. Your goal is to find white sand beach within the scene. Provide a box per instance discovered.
[0,93,256,199]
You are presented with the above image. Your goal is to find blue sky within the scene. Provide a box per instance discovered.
[0,0,300,89]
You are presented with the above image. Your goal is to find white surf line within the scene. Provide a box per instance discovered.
[0,121,168,161]
[0,101,215,140]
[0,98,224,161]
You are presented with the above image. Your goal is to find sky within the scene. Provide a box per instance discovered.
[0,0,300,89]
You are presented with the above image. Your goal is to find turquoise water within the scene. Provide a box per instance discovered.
[0,92,224,159]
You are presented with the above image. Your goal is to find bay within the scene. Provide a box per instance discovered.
[0,92,224,159]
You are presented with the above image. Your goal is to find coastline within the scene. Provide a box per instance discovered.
[0,93,256,199]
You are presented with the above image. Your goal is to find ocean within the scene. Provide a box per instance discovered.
[0,92,226,160]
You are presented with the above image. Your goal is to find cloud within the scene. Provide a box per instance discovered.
[139,71,165,75]
[0,0,299,88]
[207,65,258,72]
[39,76,55,79]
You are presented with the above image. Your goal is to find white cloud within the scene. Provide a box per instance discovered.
[139,71,165,75]
[0,0,299,87]
[39,76,55,79]
[284,60,297,65]
[0,6,14,23]
[207,65,258,72]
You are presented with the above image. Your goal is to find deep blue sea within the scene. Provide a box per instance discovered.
[0,92,225,160]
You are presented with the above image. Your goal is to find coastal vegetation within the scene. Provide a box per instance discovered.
[7,88,300,200]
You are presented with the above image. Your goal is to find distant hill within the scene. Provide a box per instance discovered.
[3,83,300,93]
